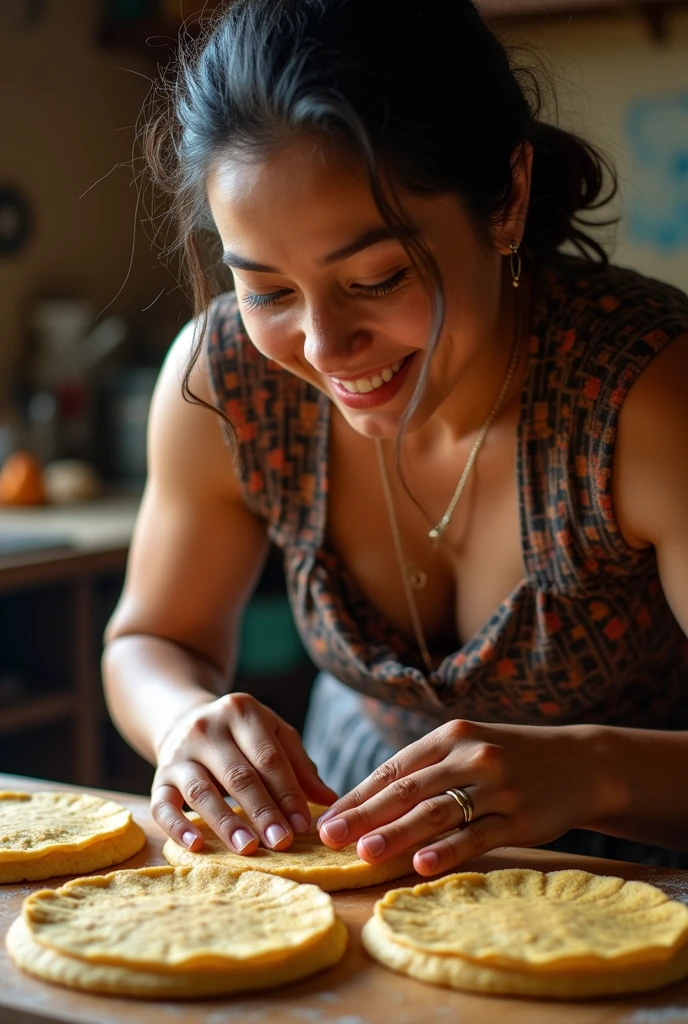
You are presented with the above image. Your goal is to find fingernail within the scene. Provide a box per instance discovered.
[321,818,348,843]
[181,831,198,849]
[266,823,289,848]
[289,813,310,834]
[317,809,336,828]
[417,851,439,873]
[232,828,255,852]
[361,834,386,859]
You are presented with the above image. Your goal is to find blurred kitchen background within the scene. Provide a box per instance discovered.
[0,0,686,793]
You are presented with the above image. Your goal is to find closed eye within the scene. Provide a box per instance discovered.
[353,266,411,297]
[241,288,293,313]
[241,266,412,313]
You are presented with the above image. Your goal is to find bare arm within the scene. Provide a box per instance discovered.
[103,320,269,759]
[582,329,688,850]
[103,320,335,855]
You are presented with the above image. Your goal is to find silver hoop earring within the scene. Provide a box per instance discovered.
[509,239,522,289]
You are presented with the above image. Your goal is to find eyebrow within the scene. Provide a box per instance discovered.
[220,225,414,273]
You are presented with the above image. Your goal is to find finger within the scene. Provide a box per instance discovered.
[227,696,317,839]
[354,790,478,863]
[318,765,467,848]
[349,789,480,863]
[202,736,297,851]
[276,721,339,811]
[150,783,205,850]
[316,738,443,829]
[151,774,258,855]
[412,814,513,876]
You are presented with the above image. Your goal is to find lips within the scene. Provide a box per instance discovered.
[328,353,415,409]
[331,358,404,394]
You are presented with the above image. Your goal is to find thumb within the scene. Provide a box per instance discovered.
[277,725,338,807]
[301,765,339,807]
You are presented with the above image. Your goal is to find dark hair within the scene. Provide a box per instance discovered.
[143,0,617,442]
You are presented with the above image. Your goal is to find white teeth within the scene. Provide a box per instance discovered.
[334,357,405,395]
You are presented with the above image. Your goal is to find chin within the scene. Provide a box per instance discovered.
[339,407,405,440]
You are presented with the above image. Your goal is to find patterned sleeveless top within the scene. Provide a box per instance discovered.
[207,258,688,749]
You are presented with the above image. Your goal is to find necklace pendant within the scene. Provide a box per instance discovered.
[408,568,427,590]
[428,527,442,541]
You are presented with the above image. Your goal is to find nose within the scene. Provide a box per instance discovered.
[302,303,372,375]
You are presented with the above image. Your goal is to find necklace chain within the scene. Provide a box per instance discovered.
[428,307,523,540]
[375,437,436,677]
[375,304,523,679]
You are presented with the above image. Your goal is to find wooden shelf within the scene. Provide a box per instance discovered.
[483,0,687,37]
[0,692,77,735]
[482,0,683,14]
[99,0,687,45]
[0,500,136,786]
[0,546,128,594]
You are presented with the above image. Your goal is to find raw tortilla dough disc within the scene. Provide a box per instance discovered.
[361,868,688,999]
[163,802,418,891]
[6,864,348,997]
[0,792,146,883]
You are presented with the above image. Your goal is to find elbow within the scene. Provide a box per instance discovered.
[102,595,139,649]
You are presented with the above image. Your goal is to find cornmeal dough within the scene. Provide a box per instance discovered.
[6,864,348,997]
[0,792,146,883]
[361,868,688,999]
[163,802,417,890]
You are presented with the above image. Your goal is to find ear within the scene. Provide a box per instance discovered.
[495,142,533,255]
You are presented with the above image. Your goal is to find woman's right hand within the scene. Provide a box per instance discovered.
[150,691,338,854]
[102,322,336,855]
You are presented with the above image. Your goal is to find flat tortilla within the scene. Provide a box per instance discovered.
[163,802,418,891]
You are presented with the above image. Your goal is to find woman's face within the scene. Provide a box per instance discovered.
[206,137,513,440]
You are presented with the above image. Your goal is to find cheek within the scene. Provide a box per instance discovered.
[397,294,432,348]
[243,315,301,364]
[244,288,430,360]
[363,287,431,353]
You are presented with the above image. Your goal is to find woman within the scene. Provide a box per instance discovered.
[103,0,688,873]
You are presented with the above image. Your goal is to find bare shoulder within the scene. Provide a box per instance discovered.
[149,316,242,503]
[151,317,215,432]
[105,313,269,658]
[613,330,688,549]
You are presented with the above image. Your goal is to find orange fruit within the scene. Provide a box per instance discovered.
[0,451,47,506]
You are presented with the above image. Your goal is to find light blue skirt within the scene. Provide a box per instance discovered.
[301,673,688,868]
[302,672,399,797]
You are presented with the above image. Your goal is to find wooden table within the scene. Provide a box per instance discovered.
[3,772,688,1024]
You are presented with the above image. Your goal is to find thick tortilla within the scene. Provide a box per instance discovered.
[362,868,688,999]
[7,864,347,997]
[163,802,418,891]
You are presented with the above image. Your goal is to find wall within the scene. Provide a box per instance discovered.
[498,6,688,292]
[0,0,190,414]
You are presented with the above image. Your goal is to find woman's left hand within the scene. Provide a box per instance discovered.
[317,719,621,875]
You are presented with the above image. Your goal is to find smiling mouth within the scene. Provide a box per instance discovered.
[330,357,407,394]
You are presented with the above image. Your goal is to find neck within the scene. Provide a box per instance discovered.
[405,265,533,457]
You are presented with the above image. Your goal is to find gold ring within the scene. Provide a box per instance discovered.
[445,787,474,825]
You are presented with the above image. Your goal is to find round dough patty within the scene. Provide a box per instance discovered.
[0,791,133,860]
[163,802,418,891]
[0,792,146,883]
[7,864,348,997]
[362,868,688,999]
